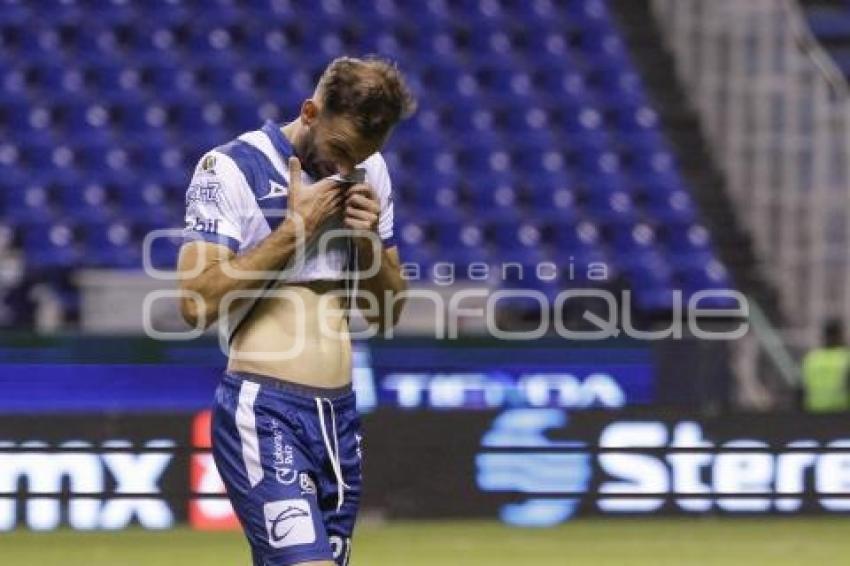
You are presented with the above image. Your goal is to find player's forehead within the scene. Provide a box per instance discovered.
[321,115,386,164]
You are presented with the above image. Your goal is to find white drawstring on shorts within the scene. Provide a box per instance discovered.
[315,397,350,512]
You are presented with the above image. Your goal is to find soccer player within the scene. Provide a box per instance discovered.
[177,57,415,566]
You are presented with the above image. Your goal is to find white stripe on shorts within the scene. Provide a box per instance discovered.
[236,380,263,488]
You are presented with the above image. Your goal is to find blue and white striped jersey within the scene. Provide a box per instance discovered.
[183,121,396,283]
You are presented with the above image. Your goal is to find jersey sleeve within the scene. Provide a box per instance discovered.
[370,153,397,248]
[183,152,245,252]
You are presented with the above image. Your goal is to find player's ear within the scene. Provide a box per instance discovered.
[300,99,318,125]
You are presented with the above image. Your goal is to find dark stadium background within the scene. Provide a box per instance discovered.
[1,0,849,564]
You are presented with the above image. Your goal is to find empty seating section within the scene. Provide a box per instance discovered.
[0,0,734,320]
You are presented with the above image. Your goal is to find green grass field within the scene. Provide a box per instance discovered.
[2,518,848,565]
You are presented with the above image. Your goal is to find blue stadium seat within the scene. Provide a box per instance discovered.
[634,169,689,196]
[645,190,698,224]
[56,178,113,223]
[19,138,64,170]
[396,213,429,249]
[579,29,630,67]
[664,223,714,255]
[629,147,678,176]
[546,219,603,261]
[534,68,593,104]
[611,223,660,264]
[807,8,850,41]
[526,180,581,217]
[399,171,460,212]
[586,190,637,225]
[144,229,183,271]
[558,102,607,134]
[397,242,436,272]
[59,99,118,139]
[83,220,140,268]
[440,99,498,134]
[22,220,81,269]
[0,3,30,25]
[5,184,53,222]
[595,79,648,110]
[625,253,676,311]
[141,61,196,95]
[619,130,670,157]
[679,260,735,302]
[463,177,518,214]
[615,104,661,133]
[580,170,634,197]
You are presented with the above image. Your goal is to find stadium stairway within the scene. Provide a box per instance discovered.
[609,0,784,324]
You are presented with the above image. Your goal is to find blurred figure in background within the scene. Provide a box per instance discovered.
[802,319,850,413]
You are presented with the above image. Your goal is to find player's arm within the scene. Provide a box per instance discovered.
[178,157,343,329]
[344,182,407,330]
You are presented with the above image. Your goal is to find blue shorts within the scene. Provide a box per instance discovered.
[212,372,362,566]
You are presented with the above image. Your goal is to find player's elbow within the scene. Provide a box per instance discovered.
[360,299,405,333]
[388,296,407,328]
[179,295,203,328]
[376,287,407,331]
[368,313,399,333]
[179,290,218,330]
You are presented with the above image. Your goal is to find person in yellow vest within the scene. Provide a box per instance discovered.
[802,319,850,412]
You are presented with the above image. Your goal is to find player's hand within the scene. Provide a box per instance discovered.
[286,157,344,235]
[343,183,380,234]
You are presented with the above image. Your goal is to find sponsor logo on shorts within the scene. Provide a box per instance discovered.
[270,419,298,485]
[264,499,316,549]
[299,472,316,496]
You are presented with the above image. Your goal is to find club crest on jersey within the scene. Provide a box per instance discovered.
[199,154,217,173]
[259,181,288,201]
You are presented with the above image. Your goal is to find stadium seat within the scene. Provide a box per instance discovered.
[545,219,604,265]
[625,253,676,311]
[21,220,81,269]
[56,178,114,223]
[664,223,714,255]
[614,104,661,133]
[645,190,698,225]
[678,260,737,308]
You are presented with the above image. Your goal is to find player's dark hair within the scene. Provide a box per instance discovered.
[316,56,417,138]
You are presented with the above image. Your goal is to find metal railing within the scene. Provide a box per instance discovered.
[652,0,850,352]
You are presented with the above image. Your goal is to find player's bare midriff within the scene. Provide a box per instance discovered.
[226,279,353,389]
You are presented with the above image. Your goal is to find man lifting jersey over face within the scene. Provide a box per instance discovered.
[177,56,415,566]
